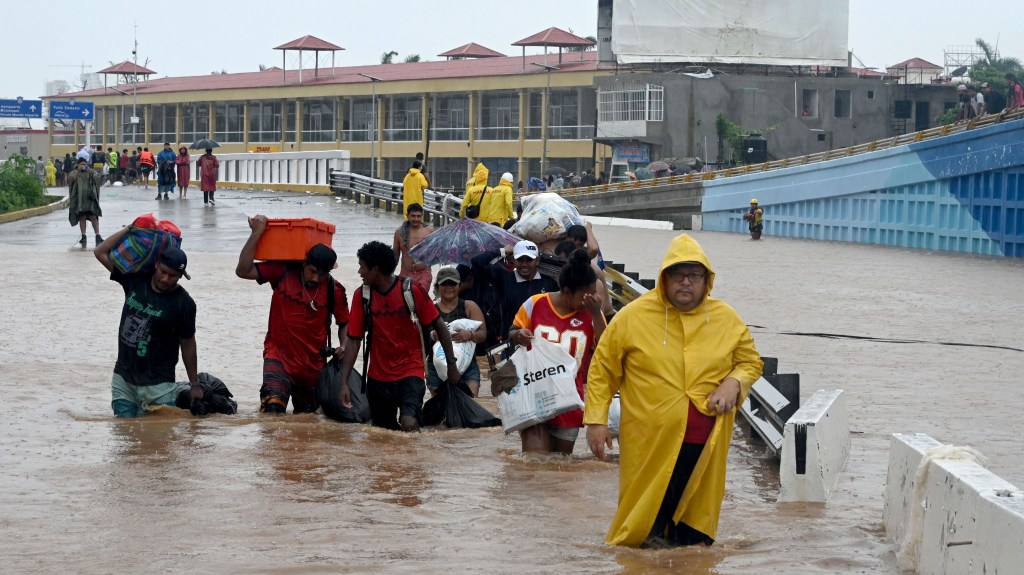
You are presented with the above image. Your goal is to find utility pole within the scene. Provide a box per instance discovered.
[357,73,382,179]
[531,63,559,177]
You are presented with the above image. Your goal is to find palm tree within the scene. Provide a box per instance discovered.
[404,54,421,63]
[970,38,1022,87]
[380,51,398,64]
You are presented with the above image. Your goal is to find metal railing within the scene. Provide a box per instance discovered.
[739,357,801,457]
[559,108,1024,198]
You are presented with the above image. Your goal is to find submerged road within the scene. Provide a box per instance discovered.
[1,183,1022,573]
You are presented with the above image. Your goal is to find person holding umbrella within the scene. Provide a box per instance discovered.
[196,147,220,206]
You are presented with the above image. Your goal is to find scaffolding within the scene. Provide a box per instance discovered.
[944,45,989,77]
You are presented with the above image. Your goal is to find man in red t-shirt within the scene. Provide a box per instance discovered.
[339,240,460,431]
[236,215,350,413]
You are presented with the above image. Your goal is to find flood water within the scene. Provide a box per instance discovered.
[2,186,1022,573]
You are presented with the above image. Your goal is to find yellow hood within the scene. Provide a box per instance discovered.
[658,234,716,303]
[471,163,489,186]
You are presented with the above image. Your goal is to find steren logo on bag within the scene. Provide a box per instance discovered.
[521,363,567,385]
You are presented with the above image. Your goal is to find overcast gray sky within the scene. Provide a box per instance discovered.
[2,0,1021,99]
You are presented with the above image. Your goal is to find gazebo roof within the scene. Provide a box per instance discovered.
[274,35,344,51]
[97,61,156,75]
[512,27,595,48]
[438,42,505,59]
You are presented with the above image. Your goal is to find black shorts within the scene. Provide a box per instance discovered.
[367,376,425,429]
[141,165,152,175]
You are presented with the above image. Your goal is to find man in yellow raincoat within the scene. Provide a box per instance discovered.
[402,160,429,220]
[585,233,762,548]
[459,162,489,219]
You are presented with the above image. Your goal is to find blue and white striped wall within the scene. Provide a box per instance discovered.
[700,119,1024,257]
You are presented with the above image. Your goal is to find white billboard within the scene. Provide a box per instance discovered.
[611,0,850,66]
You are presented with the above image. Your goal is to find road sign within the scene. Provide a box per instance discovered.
[49,100,95,121]
[0,99,43,118]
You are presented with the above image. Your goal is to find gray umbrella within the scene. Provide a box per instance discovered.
[647,160,670,172]
[189,138,221,150]
[545,166,568,177]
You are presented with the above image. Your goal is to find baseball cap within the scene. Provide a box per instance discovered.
[982,82,989,88]
[512,240,539,260]
[305,243,338,273]
[957,84,967,91]
[159,246,190,280]
[436,266,460,285]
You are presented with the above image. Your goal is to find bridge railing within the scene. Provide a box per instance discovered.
[557,108,1024,198]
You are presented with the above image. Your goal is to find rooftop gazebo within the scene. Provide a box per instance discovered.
[437,42,505,60]
[512,27,595,71]
[274,35,344,83]
[98,61,156,92]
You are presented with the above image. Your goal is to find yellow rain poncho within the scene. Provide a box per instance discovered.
[584,234,762,546]
[459,163,489,219]
[402,166,428,220]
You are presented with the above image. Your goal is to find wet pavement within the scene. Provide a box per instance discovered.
[1,182,1022,573]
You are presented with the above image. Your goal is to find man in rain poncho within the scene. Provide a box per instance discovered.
[585,234,762,548]
[459,162,489,219]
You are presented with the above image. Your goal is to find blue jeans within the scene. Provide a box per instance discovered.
[425,358,481,391]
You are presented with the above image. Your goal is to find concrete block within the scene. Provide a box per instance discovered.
[883,433,943,544]
[779,389,849,502]
[691,214,703,230]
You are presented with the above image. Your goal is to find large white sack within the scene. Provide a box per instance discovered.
[431,318,482,380]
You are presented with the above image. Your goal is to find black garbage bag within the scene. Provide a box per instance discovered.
[316,358,371,423]
[175,372,238,416]
[423,379,501,429]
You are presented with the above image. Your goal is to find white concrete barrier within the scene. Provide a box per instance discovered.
[778,389,849,502]
[580,215,675,231]
[193,150,351,192]
[884,433,1024,574]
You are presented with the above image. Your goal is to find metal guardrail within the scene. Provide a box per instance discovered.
[557,108,1024,199]
[739,357,801,456]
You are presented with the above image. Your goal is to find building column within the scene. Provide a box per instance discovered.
[421,93,430,152]
[242,101,250,150]
[279,98,287,149]
[174,103,183,147]
[143,105,152,146]
[295,98,304,149]
[467,91,477,176]
[540,87,549,175]
[518,88,528,185]
[336,96,344,146]
[208,102,215,139]
[375,95,385,179]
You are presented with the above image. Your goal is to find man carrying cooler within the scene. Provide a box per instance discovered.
[236,214,350,414]
[95,230,200,417]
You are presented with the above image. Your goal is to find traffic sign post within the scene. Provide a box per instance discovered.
[48,101,95,121]
[0,99,43,118]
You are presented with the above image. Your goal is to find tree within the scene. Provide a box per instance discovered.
[566,29,597,53]
[970,38,1022,87]
[404,54,421,63]
[381,51,398,64]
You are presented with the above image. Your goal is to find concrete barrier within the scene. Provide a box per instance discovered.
[778,389,849,502]
[884,433,1024,574]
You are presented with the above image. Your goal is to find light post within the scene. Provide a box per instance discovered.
[357,73,382,179]
[531,63,559,177]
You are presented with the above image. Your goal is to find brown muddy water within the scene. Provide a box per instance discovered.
[1,187,1022,573]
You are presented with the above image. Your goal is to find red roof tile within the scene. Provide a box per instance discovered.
[55,51,602,99]
[274,35,344,51]
[887,57,942,70]
[513,27,595,47]
[97,61,156,75]
[438,42,505,59]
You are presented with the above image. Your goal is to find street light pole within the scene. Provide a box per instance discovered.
[531,63,559,178]
[358,73,382,179]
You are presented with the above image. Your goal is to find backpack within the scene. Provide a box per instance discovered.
[358,276,420,392]
[465,187,488,219]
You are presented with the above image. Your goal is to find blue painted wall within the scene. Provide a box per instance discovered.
[700,119,1024,257]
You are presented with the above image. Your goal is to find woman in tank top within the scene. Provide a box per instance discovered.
[427,266,486,396]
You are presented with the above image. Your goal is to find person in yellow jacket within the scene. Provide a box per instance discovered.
[44,160,57,186]
[402,160,429,220]
[459,162,489,219]
[584,233,762,548]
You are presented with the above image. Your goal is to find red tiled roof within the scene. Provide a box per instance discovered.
[274,35,344,51]
[55,51,602,99]
[887,57,942,70]
[513,27,595,47]
[851,66,885,77]
[438,42,505,59]
[97,61,156,75]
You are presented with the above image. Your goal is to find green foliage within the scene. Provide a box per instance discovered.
[715,114,783,163]
[936,107,959,126]
[381,51,398,64]
[0,156,47,214]
[969,38,1023,87]
[403,54,421,63]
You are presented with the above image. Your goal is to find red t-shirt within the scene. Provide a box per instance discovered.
[684,401,716,444]
[512,293,595,428]
[256,262,349,380]
[347,278,439,382]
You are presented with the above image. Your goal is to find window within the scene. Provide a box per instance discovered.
[386,96,421,142]
[834,90,852,118]
[103,107,118,144]
[285,101,297,142]
[598,82,664,122]
[149,104,177,145]
[181,103,208,144]
[549,89,581,139]
[249,100,281,143]
[347,97,374,142]
[801,89,819,118]
[424,157,468,191]
[478,91,519,140]
[432,95,468,141]
[214,102,243,143]
[302,98,336,142]
[867,90,875,100]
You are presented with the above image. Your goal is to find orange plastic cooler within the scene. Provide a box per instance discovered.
[254,218,336,261]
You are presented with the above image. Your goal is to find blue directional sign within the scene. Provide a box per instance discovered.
[0,99,43,118]
[49,100,95,121]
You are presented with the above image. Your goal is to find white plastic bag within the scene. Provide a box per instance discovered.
[510,192,582,243]
[431,318,482,380]
[497,337,583,434]
[607,394,621,439]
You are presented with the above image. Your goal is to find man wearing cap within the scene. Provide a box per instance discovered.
[471,239,559,347]
[742,199,764,240]
[236,214,350,414]
[957,85,977,121]
[95,228,200,417]
[585,234,762,548]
